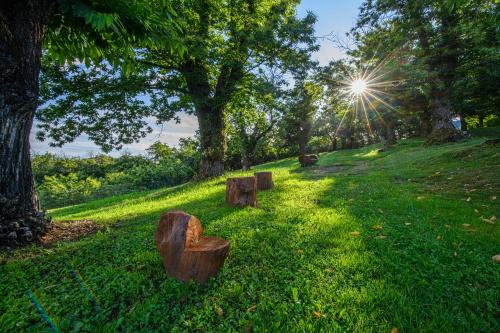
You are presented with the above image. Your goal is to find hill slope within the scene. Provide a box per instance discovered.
[1,136,499,332]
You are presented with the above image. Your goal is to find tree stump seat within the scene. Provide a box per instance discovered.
[155,211,229,284]
[299,154,319,167]
[226,176,257,207]
[254,172,273,190]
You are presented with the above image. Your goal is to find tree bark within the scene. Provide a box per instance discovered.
[298,121,311,156]
[330,136,337,151]
[417,24,460,145]
[426,94,460,144]
[196,106,226,178]
[418,111,432,137]
[478,115,484,128]
[384,122,397,148]
[340,137,347,150]
[241,154,252,171]
[0,0,52,246]
[459,113,467,131]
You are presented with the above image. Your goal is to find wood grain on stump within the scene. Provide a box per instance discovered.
[155,211,229,283]
[226,177,257,207]
[299,154,319,167]
[254,172,273,190]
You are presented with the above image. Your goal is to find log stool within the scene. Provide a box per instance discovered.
[299,154,319,167]
[155,211,229,283]
[226,176,257,207]
[254,172,273,190]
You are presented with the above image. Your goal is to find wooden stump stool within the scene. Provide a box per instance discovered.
[299,154,319,167]
[155,211,229,283]
[254,172,273,190]
[226,176,257,207]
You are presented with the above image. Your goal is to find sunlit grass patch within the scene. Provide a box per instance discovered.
[1,137,499,332]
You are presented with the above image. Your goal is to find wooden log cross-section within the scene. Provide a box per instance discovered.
[299,154,319,167]
[155,211,230,284]
[226,176,257,207]
[254,172,273,190]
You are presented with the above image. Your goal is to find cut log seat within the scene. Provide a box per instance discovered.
[254,172,273,190]
[155,211,229,283]
[226,176,257,207]
[299,154,319,167]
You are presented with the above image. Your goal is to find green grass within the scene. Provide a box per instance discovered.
[1,135,499,332]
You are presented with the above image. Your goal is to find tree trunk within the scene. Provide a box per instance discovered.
[241,154,252,171]
[298,121,311,156]
[340,137,347,150]
[197,106,225,178]
[330,136,337,151]
[478,115,484,128]
[385,123,397,148]
[425,96,460,144]
[459,114,467,132]
[416,22,460,145]
[418,109,432,137]
[0,0,52,246]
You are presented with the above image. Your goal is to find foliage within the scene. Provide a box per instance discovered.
[281,80,322,155]
[38,0,319,177]
[2,134,499,331]
[33,139,199,208]
[45,0,183,69]
[225,69,286,170]
[351,0,499,138]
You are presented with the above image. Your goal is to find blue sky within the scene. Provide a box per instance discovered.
[31,0,364,157]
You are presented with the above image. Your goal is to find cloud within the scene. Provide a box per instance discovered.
[31,112,198,157]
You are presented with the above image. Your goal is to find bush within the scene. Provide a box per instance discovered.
[38,173,102,207]
[309,136,331,154]
[35,152,197,209]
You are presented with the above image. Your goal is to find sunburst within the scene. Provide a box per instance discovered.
[329,55,405,138]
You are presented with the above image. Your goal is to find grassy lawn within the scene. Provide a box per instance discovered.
[1,135,499,332]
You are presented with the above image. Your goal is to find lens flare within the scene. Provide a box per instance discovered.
[351,79,367,96]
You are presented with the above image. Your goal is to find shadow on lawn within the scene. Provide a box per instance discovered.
[291,147,499,332]
[3,170,362,332]
[5,144,497,332]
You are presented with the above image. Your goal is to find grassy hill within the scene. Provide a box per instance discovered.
[1,133,499,332]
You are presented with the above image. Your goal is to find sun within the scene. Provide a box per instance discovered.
[351,79,367,96]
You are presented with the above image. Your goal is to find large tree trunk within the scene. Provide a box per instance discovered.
[196,106,225,178]
[0,0,52,246]
[329,136,337,151]
[298,121,311,156]
[417,20,460,145]
[418,111,432,137]
[426,94,460,144]
[384,122,397,148]
[241,154,252,171]
[478,114,484,128]
[340,137,347,150]
[459,113,467,132]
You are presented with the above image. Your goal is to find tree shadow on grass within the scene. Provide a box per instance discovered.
[4,151,496,332]
[292,152,500,332]
[1,169,363,332]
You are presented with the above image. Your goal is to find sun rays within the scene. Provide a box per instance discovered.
[318,41,412,140]
[350,78,367,96]
[325,55,406,138]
